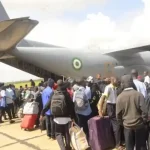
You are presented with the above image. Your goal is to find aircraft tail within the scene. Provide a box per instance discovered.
[0,17,38,52]
[0,1,9,21]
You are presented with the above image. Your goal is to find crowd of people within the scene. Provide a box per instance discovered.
[0,70,150,150]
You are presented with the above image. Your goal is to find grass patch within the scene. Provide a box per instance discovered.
[6,79,43,89]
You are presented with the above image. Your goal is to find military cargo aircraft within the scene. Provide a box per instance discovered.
[0,2,150,79]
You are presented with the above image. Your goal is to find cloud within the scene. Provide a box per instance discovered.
[0,63,40,82]
[2,0,150,50]
[2,0,106,16]
[1,0,150,81]
[22,0,150,50]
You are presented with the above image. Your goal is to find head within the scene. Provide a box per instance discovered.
[117,80,121,87]
[47,78,55,88]
[20,86,23,90]
[96,74,101,80]
[43,82,48,88]
[0,82,4,88]
[144,71,148,77]
[12,84,15,88]
[5,85,9,89]
[9,84,12,88]
[57,79,64,90]
[86,76,94,84]
[65,81,71,89]
[1,86,6,91]
[110,77,118,86]
[104,78,111,85]
[77,78,86,87]
[121,75,134,90]
[137,75,144,82]
[34,86,38,92]
[131,69,138,79]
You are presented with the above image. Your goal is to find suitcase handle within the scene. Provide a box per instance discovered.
[97,115,109,119]
[71,122,80,128]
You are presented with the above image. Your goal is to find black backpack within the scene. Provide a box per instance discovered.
[51,90,68,116]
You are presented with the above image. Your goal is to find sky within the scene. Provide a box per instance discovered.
[0,0,149,82]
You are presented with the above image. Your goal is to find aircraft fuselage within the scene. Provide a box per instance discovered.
[11,47,150,79]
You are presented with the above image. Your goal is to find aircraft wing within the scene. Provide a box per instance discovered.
[104,45,150,57]
[0,17,38,52]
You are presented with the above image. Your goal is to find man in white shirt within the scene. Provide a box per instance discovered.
[100,77,121,149]
[0,86,15,123]
[131,69,147,98]
[144,71,150,84]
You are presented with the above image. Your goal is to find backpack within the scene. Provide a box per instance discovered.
[74,88,88,111]
[51,90,68,116]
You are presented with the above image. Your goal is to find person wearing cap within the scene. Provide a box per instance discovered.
[131,69,147,98]
[116,75,147,150]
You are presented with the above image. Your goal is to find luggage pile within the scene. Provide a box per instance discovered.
[20,95,39,130]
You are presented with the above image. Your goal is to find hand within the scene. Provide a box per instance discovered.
[98,111,103,117]
[71,119,75,127]
[39,116,43,122]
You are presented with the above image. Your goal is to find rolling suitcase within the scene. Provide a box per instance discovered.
[21,114,37,130]
[88,116,115,150]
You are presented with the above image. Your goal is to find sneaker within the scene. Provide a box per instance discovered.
[9,120,15,124]
[0,121,4,123]
[50,138,55,141]
[34,125,39,129]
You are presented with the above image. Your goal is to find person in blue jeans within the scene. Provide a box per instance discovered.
[41,80,55,140]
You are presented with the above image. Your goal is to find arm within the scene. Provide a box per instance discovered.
[73,91,76,103]
[98,95,106,116]
[1,90,7,107]
[98,86,109,116]
[116,97,123,125]
[132,82,137,91]
[139,94,148,123]
[40,91,54,116]
[65,92,76,119]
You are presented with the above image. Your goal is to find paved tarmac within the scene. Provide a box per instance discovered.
[0,119,59,150]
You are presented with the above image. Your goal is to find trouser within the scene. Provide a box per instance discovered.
[0,107,3,122]
[76,113,91,140]
[35,107,42,126]
[2,109,7,119]
[7,103,15,118]
[0,106,12,121]
[107,103,121,147]
[55,123,71,150]
[45,115,55,138]
[14,99,19,115]
[145,122,150,150]
[124,126,147,150]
